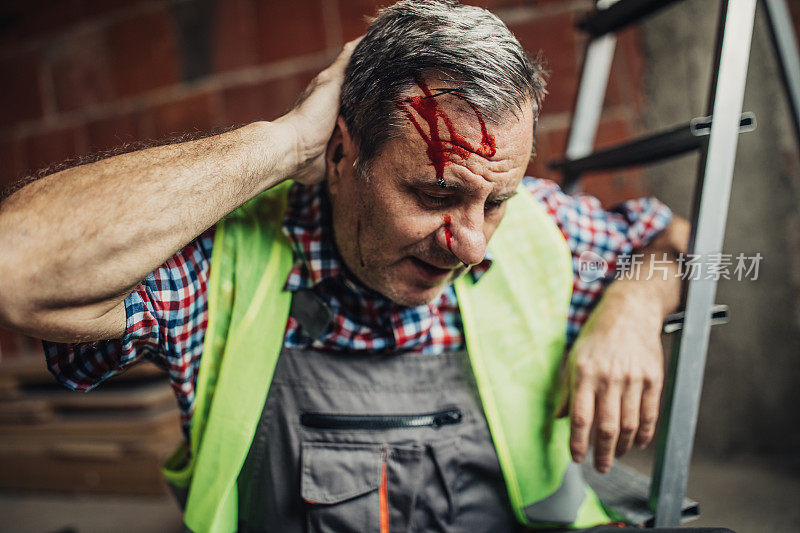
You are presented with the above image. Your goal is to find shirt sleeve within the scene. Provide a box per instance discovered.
[523,176,673,348]
[42,227,216,404]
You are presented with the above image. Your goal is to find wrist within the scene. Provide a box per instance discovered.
[600,281,668,329]
[238,120,297,192]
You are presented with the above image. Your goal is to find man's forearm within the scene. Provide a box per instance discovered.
[600,215,690,321]
[0,121,295,334]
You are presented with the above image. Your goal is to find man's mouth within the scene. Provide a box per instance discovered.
[409,257,456,282]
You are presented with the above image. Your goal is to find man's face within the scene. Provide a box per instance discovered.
[327,80,534,307]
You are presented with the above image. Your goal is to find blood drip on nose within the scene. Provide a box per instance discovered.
[443,214,453,253]
[395,81,497,187]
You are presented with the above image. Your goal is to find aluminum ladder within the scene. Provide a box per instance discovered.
[549,0,800,527]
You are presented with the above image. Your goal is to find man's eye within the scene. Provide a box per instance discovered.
[418,192,450,207]
[485,199,505,212]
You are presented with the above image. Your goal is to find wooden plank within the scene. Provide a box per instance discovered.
[0,398,54,424]
[20,380,175,413]
[0,377,20,400]
[0,405,181,440]
[0,353,167,387]
[0,444,174,495]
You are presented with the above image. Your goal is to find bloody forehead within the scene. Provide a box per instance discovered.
[395,81,497,187]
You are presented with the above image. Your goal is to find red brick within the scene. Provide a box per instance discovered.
[50,28,114,112]
[106,8,180,98]
[0,49,45,126]
[0,330,40,357]
[586,117,646,205]
[789,0,800,39]
[24,126,84,172]
[582,168,644,207]
[545,127,568,159]
[525,149,550,182]
[0,1,146,49]
[86,112,144,153]
[222,70,317,125]
[604,27,645,112]
[508,10,581,115]
[254,0,327,64]
[149,92,216,138]
[339,0,392,41]
[80,0,142,19]
[618,27,645,112]
[541,118,634,156]
[0,328,22,356]
[534,127,566,183]
[212,0,259,72]
[594,117,632,148]
[0,0,83,48]
[0,140,26,187]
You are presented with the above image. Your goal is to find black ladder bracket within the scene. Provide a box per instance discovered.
[662,304,730,335]
[549,113,756,183]
[578,0,687,38]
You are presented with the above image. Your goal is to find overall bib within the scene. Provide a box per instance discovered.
[237,291,519,532]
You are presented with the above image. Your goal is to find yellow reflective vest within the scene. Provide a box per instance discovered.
[162,181,613,532]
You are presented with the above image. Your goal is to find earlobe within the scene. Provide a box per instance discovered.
[325,124,344,192]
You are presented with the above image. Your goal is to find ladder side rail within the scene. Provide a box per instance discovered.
[648,0,758,527]
[563,32,617,193]
[562,0,622,193]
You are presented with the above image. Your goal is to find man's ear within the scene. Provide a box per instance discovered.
[326,116,357,195]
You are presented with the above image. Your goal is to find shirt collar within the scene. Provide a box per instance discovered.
[281,182,493,293]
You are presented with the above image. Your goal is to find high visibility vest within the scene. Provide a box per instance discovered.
[162,181,613,532]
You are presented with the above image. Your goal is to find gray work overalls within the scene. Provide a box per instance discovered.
[189,291,735,533]
[236,290,519,532]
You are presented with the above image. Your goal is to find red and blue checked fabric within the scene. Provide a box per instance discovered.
[42,177,672,441]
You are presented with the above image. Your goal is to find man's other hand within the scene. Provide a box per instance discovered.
[556,217,687,473]
[557,287,666,474]
[275,37,362,185]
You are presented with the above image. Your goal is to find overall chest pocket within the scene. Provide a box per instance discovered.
[301,440,433,533]
[301,441,384,533]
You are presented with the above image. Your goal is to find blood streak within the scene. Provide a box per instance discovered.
[463,100,497,158]
[395,80,497,186]
[356,219,366,267]
[443,214,453,253]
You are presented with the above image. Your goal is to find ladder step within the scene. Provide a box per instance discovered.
[581,456,699,527]
[548,113,755,181]
[578,0,686,37]
[662,304,730,334]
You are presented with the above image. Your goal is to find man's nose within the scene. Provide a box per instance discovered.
[441,213,486,266]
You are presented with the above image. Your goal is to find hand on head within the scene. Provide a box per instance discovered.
[276,36,363,186]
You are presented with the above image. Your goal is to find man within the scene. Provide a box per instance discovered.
[0,1,689,531]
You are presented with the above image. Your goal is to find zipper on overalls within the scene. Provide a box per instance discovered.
[300,408,463,430]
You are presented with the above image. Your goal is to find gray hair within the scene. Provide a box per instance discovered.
[339,0,547,175]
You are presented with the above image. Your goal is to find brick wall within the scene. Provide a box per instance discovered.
[0,0,650,356]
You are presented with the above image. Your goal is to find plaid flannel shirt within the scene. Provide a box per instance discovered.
[43,177,672,441]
